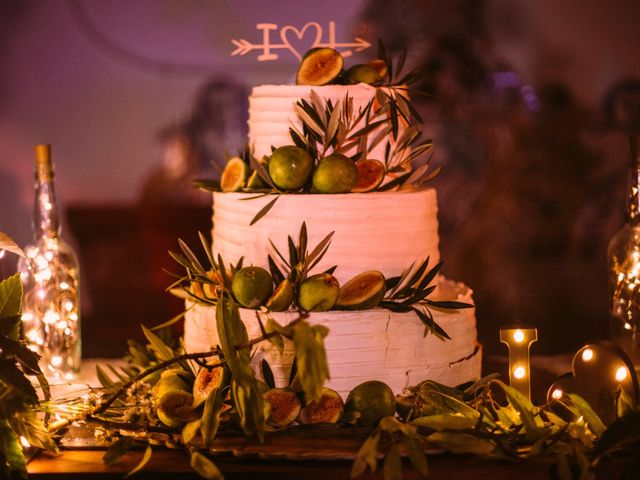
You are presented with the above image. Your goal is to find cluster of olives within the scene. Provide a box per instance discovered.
[193,266,387,313]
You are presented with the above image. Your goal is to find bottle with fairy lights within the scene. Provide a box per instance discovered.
[18,144,81,380]
[608,134,640,368]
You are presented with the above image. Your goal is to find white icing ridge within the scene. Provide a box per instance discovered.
[212,189,440,286]
[249,83,403,160]
[184,277,481,399]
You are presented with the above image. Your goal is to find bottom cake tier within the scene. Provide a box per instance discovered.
[184,277,482,399]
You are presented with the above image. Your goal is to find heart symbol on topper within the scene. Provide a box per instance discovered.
[280,22,322,61]
[547,341,639,425]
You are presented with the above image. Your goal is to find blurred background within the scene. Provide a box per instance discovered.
[0,0,639,357]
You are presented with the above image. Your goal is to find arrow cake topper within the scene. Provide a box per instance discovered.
[231,22,371,62]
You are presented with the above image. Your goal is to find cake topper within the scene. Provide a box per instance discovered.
[231,22,371,61]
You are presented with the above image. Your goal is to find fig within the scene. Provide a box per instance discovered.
[336,270,386,310]
[152,370,190,401]
[231,266,273,308]
[346,64,381,84]
[344,381,396,426]
[312,154,358,194]
[352,159,385,193]
[263,388,301,427]
[367,59,388,80]
[268,146,313,191]
[297,387,344,424]
[157,390,198,428]
[266,278,294,312]
[220,156,247,192]
[193,365,228,407]
[297,273,340,311]
[296,48,343,86]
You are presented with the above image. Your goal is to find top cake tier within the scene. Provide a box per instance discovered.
[248,83,402,160]
[212,189,440,285]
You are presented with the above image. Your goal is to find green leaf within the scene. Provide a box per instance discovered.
[383,444,402,480]
[193,179,220,191]
[379,416,417,438]
[404,436,428,477]
[201,387,224,448]
[292,321,330,401]
[493,380,545,442]
[141,325,175,362]
[411,413,478,431]
[190,451,223,480]
[0,359,38,403]
[179,239,205,275]
[264,318,286,354]
[426,432,495,455]
[182,420,202,445]
[124,445,152,479]
[0,419,27,478]
[0,337,41,375]
[103,436,135,465]
[0,232,26,259]
[351,430,380,478]
[250,196,279,226]
[567,393,606,437]
[0,274,22,340]
[261,359,276,390]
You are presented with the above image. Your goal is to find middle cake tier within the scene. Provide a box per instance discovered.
[211,189,440,285]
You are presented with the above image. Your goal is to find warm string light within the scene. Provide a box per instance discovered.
[500,327,538,401]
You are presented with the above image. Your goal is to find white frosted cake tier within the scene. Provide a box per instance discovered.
[184,278,481,398]
[249,83,403,159]
[212,189,440,285]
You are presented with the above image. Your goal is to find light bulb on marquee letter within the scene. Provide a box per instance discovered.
[500,327,538,401]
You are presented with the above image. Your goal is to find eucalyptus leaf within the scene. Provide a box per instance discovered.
[124,445,152,479]
[250,196,279,226]
[182,420,202,445]
[567,393,606,437]
[411,413,478,432]
[404,436,428,477]
[201,387,224,448]
[426,432,495,455]
[292,321,330,401]
[190,451,223,480]
[351,430,380,478]
[383,444,402,480]
[103,436,135,465]
[141,325,175,362]
[261,359,276,389]
[0,274,22,340]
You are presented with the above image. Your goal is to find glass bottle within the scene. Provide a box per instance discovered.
[18,144,81,381]
[608,134,640,369]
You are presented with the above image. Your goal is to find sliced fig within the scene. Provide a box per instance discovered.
[220,157,247,192]
[297,387,344,424]
[266,278,294,312]
[157,390,199,428]
[336,270,386,310]
[193,365,228,407]
[263,388,301,427]
[296,48,343,86]
[352,159,385,193]
[152,371,190,401]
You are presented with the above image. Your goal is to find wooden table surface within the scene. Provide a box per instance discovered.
[27,355,625,479]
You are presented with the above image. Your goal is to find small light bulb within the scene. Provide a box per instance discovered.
[51,356,62,367]
[581,348,594,362]
[513,329,525,343]
[624,323,632,330]
[551,389,563,400]
[0,250,5,259]
[615,366,628,382]
[60,281,70,290]
[513,366,526,379]
[19,436,30,448]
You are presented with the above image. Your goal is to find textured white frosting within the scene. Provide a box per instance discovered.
[249,83,400,160]
[212,189,440,285]
[184,278,481,398]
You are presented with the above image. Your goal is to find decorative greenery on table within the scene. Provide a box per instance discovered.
[2,228,640,480]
